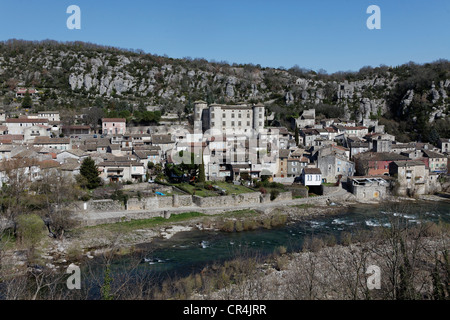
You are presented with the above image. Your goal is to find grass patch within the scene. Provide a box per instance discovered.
[173,181,255,197]
[221,209,258,218]
[86,211,206,233]
[213,181,255,195]
[322,183,338,187]
[175,183,217,197]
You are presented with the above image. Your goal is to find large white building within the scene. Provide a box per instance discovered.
[193,101,265,135]
[6,118,50,135]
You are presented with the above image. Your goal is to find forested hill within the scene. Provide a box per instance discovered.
[0,39,449,142]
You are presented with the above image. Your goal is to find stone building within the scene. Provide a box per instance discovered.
[422,150,448,173]
[193,101,264,135]
[349,176,389,200]
[389,160,430,196]
[291,109,315,129]
[372,139,392,153]
[318,153,355,183]
[301,167,322,186]
[354,152,410,176]
[438,138,450,154]
[102,118,126,135]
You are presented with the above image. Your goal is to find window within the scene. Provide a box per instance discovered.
[232,113,235,118]
[247,121,250,126]
[223,121,226,126]
[247,113,250,118]
[316,175,320,181]
[231,121,235,126]
[238,113,241,118]
[259,114,262,119]
[238,121,241,126]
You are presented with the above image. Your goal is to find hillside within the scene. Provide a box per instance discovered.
[0,39,449,142]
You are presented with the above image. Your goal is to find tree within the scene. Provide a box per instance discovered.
[101,264,114,300]
[16,214,46,261]
[21,91,33,108]
[198,156,206,183]
[85,106,104,133]
[32,170,81,239]
[294,126,299,146]
[80,157,101,189]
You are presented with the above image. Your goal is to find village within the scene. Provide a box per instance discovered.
[0,89,449,214]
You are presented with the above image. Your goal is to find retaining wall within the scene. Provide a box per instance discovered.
[322,185,340,195]
[85,199,125,212]
[192,192,261,208]
[81,190,293,215]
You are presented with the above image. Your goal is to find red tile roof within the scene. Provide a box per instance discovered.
[6,118,48,123]
[102,118,126,122]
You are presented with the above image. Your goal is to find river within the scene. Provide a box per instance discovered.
[84,200,450,286]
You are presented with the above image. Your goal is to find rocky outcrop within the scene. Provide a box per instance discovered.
[0,40,449,124]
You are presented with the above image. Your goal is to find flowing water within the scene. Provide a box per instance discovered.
[85,201,450,284]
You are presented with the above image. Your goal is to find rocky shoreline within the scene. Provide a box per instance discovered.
[1,200,349,274]
[4,195,446,276]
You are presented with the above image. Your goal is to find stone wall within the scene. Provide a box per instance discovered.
[271,191,293,202]
[82,190,293,215]
[86,199,125,212]
[126,194,193,211]
[352,184,388,200]
[322,185,340,195]
[192,192,261,208]
[157,195,174,208]
[287,185,309,198]
[174,195,193,207]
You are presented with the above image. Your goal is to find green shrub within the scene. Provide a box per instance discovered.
[221,220,235,232]
[243,219,258,231]
[16,214,46,250]
[270,214,287,227]
[270,190,280,201]
[235,220,244,232]
[262,217,272,229]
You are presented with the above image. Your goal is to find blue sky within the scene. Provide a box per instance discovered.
[0,0,449,73]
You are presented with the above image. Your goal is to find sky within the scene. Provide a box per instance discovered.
[0,0,449,73]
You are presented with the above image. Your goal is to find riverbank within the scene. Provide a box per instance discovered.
[0,199,348,275]
[1,197,449,300]
[3,193,447,277]
[62,202,346,261]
